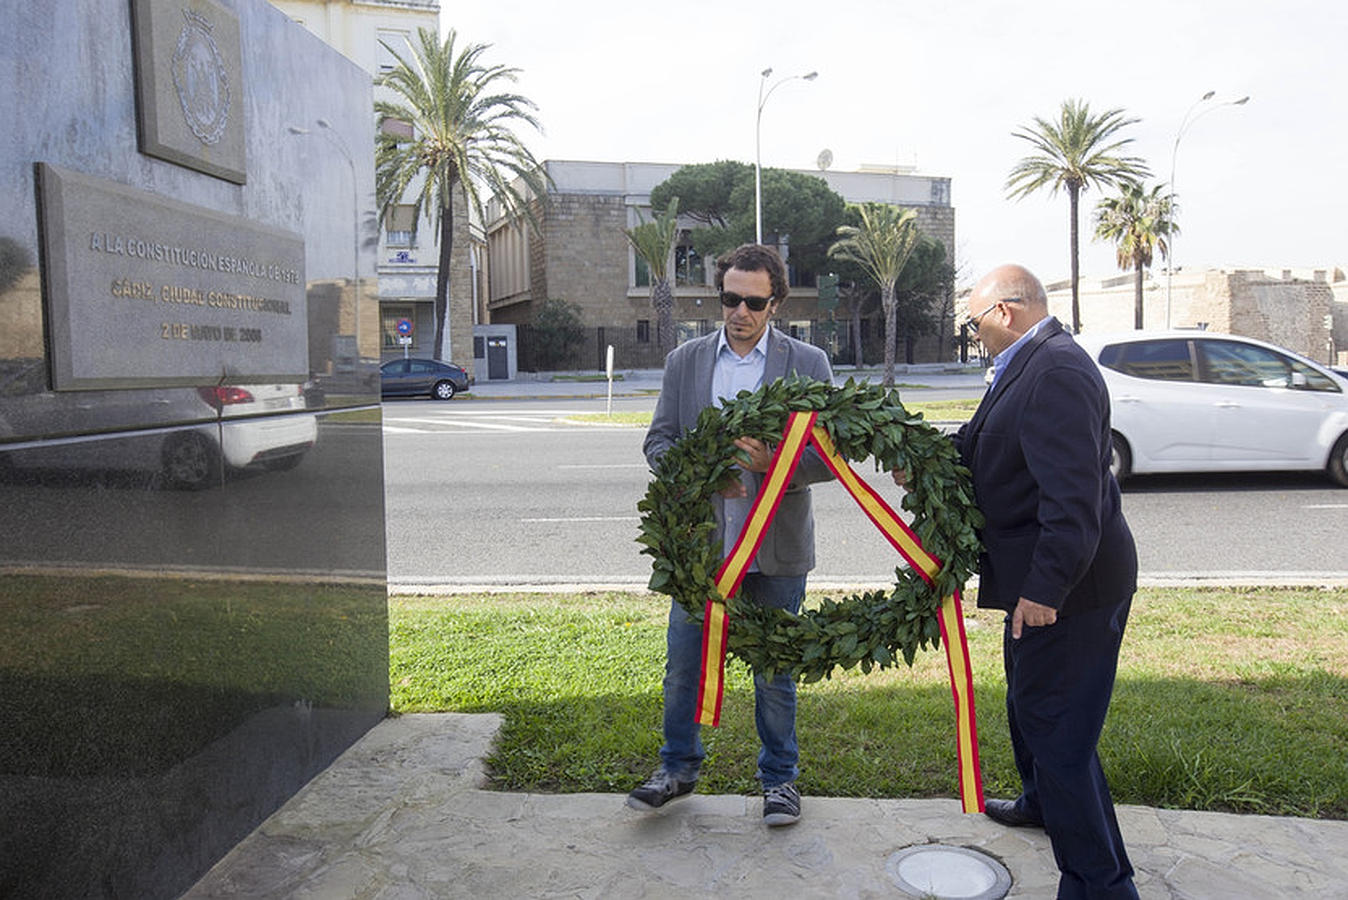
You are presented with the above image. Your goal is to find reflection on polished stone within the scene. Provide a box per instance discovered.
[0,412,387,898]
[0,574,387,895]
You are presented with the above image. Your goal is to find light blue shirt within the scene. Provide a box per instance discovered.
[989,316,1054,392]
[713,326,772,570]
[713,327,771,407]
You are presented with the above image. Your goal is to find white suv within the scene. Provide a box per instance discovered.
[1073,331,1348,487]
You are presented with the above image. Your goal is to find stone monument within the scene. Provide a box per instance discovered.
[0,1,388,896]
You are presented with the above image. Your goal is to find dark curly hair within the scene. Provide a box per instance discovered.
[714,243,789,304]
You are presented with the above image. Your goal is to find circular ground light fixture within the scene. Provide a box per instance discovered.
[886,844,1012,900]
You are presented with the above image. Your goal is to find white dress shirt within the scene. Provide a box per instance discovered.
[712,327,772,570]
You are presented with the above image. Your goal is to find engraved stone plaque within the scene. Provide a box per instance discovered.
[37,163,308,389]
[131,0,246,183]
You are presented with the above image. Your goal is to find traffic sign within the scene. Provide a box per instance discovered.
[396,318,414,336]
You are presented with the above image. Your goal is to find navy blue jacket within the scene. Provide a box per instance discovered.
[954,318,1137,614]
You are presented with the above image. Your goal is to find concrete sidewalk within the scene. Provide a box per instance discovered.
[185,713,1348,899]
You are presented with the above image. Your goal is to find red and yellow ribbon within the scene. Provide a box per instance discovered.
[697,410,985,813]
[697,410,818,726]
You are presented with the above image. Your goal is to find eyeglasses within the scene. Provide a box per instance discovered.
[966,297,1020,333]
[720,291,774,312]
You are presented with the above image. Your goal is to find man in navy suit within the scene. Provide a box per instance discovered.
[627,244,833,827]
[949,264,1139,898]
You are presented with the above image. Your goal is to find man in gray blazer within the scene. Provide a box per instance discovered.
[627,243,834,827]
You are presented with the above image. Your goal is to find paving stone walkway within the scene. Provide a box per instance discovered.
[186,713,1348,899]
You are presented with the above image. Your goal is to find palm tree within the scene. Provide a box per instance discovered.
[1093,183,1178,330]
[375,27,547,361]
[1006,98,1150,333]
[622,197,680,350]
[828,203,923,386]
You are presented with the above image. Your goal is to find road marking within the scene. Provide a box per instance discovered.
[492,415,578,423]
[558,464,648,469]
[391,418,542,432]
[1303,504,1348,510]
[384,410,590,420]
[520,516,641,523]
[383,413,629,434]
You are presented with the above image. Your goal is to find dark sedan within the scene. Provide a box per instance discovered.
[380,358,472,400]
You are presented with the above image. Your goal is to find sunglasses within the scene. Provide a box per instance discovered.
[965,297,1020,333]
[720,291,774,312]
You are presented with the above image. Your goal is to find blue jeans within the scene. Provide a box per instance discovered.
[659,573,806,788]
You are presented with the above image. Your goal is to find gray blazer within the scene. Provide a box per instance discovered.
[643,327,834,576]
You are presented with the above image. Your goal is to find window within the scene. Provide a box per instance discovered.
[674,230,704,287]
[636,320,650,344]
[488,222,529,300]
[376,30,408,74]
[676,320,708,344]
[787,265,817,289]
[381,305,415,347]
[1099,340,1195,381]
[380,117,413,140]
[634,252,650,288]
[474,336,485,358]
[385,205,416,247]
[1198,340,1339,391]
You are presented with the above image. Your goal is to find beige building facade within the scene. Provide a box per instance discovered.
[485,160,957,370]
[966,266,1346,366]
[267,0,477,373]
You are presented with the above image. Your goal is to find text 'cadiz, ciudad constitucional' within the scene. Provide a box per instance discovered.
[111,280,292,315]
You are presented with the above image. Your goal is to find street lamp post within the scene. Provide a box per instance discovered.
[289,119,362,358]
[755,67,817,245]
[1165,91,1249,328]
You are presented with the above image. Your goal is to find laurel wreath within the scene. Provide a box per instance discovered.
[637,375,984,683]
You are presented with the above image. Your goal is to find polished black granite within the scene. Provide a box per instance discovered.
[0,1,388,897]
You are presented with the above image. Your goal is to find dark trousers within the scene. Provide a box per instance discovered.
[1003,596,1138,900]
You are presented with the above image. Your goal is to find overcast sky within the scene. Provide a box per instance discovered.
[440,0,1346,288]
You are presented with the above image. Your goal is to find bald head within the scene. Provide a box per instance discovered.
[967,264,1050,354]
[975,264,1048,313]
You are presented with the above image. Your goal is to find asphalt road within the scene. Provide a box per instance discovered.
[383,396,1348,589]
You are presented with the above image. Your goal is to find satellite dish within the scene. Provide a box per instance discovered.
[816,148,833,171]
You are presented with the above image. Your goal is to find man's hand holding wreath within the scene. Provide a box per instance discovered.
[638,375,984,683]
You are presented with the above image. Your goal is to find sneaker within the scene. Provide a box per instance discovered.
[626,768,697,811]
[762,781,801,826]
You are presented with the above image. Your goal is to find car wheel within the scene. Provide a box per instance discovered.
[1328,433,1348,488]
[1109,432,1131,486]
[162,431,220,490]
[432,380,456,400]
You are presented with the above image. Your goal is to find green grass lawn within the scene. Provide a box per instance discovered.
[565,397,980,428]
[389,586,1348,818]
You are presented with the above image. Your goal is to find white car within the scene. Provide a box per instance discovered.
[1073,331,1348,487]
[1,367,316,490]
[166,383,318,488]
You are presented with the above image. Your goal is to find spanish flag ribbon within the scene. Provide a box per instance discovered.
[938,585,985,813]
[696,410,985,814]
[696,410,818,727]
